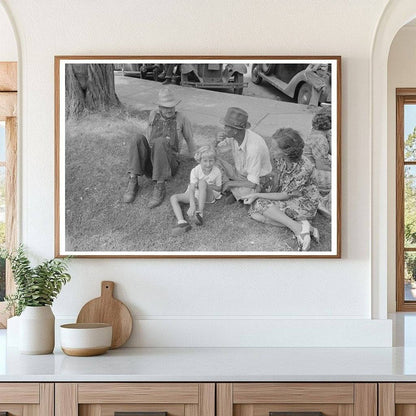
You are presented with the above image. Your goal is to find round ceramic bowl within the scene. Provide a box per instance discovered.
[60,323,112,357]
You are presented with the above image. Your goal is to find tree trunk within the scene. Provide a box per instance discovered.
[65,64,120,118]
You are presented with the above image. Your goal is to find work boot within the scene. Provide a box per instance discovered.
[194,212,203,226]
[123,176,139,203]
[224,193,236,205]
[148,182,166,208]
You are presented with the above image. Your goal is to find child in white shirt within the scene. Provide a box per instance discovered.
[170,145,222,235]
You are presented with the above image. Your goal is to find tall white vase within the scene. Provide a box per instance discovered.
[6,315,20,347]
[19,306,55,354]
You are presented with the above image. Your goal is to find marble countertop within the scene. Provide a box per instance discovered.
[3,313,416,382]
[2,328,416,382]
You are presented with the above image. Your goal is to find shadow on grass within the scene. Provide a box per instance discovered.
[64,109,331,253]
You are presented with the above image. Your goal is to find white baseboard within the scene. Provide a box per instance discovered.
[56,317,392,347]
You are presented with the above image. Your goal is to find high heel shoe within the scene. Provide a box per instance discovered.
[311,226,320,244]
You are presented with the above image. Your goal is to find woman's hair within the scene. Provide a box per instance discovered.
[272,128,304,162]
[312,109,331,131]
[194,145,217,163]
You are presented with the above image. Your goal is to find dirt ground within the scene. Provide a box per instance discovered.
[64,108,332,254]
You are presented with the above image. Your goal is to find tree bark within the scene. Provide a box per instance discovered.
[65,64,120,118]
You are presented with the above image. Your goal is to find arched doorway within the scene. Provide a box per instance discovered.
[371,0,416,319]
[387,20,416,313]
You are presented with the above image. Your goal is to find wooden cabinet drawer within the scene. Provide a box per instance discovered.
[0,383,53,415]
[379,383,416,416]
[217,383,377,416]
[56,383,215,416]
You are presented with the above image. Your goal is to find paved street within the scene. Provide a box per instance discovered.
[114,75,316,141]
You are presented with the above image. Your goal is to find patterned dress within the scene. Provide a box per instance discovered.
[249,156,320,221]
[303,129,331,193]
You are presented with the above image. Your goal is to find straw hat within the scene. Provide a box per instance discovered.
[156,87,180,107]
[220,107,251,129]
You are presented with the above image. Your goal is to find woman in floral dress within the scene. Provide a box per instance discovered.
[244,128,320,251]
[303,109,332,216]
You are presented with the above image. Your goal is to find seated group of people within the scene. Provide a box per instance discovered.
[123,87,332,252]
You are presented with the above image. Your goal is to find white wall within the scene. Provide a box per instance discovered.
[0,3,17,60]
[387,25,416,312]
[0,0,393,346]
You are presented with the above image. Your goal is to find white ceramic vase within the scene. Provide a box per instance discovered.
[6,315,20,347]
[19,305,55,354]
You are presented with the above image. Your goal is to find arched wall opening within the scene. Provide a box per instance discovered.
[387,18,416,313]
[371,0,416,319]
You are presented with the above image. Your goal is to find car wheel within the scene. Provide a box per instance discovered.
[297,82,312,105]
[234,73,244,95]
[261,64,275,75]
[251,65,262,85]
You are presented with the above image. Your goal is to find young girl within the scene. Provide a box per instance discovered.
[170,145,222,236]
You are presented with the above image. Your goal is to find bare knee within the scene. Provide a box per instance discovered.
[170,194,178,203]
[198,179,208,188]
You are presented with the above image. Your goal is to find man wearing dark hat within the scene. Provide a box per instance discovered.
[124,87,195,208]
[216,107,272,203]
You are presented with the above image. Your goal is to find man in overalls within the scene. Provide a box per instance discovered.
[124,87,195,208]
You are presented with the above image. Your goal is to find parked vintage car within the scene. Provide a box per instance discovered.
[251,64,331,105]
[181,63,247,94]
[139,64,165,81]
[116,64,165,81]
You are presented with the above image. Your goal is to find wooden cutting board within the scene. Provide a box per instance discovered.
[76,281,133,349]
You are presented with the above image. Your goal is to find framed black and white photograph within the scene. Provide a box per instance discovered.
[55,56,341,258]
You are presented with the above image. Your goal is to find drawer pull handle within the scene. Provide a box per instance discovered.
[115,412,167,416]
[270,413,324,416]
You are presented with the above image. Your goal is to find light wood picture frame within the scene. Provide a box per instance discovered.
[55,56,341,258]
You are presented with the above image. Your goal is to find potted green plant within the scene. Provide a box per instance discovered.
[1,245,71,354]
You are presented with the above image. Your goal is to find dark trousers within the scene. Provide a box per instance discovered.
[164,64,175,79]
[128,134,179,181]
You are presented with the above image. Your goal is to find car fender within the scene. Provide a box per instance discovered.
[284,70,307,98]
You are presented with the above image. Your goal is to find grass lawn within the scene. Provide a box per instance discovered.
[64,108,331,253]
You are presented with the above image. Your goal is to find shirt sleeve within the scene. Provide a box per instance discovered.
[146,110,157,140]
[189,167,198,184]
[245,153,263,185]
[214,167,222,186]
[179,114,195,154]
